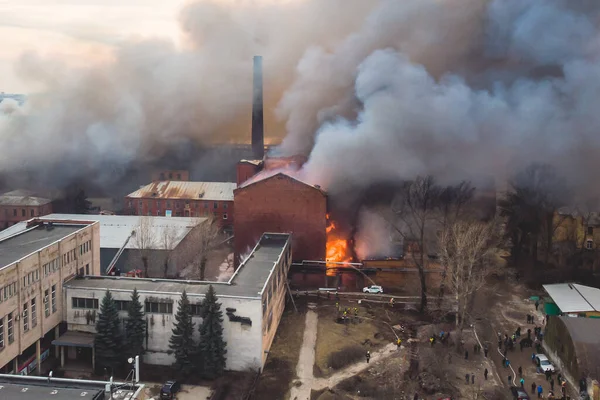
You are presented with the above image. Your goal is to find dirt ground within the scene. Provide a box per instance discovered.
[252,303,307,400]
[144,383,212,400]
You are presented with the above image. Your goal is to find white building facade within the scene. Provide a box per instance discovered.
[62,233,291,372]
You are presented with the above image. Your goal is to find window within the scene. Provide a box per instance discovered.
[51,285,57,313]
[204,202,208,208]
[588,227,594,235]
[169,173,173,179]
[145,302,173,314]
[156,201,160,208]
[213,202,218,209]
[72,298,99,309]
[191,304,202,316]
[79,267,84,276]
[23,303,28,332]
[0,317,4,348]
[223,203,228,209]
[587,240,593,250]
[31,298,37,328]
[7,313,13,344]
[12,209,16,216]
[30,209,34,217]
[115,300,131,311]
[86,264,90,275]
[223,213,228,220]
[177,173,181,180]
[44,289,50,317]
[166,201,171,208]
[21,209,25,217]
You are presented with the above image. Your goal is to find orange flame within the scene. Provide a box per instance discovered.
[326,214,351,276]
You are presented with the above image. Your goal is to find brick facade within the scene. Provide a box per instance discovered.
[234,173,327,264]
[123,198,233,226]
[0,204,53,231]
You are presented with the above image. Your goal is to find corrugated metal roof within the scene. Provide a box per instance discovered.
[125,181,235,201]
[543,283,600,313]
[0,214,205,250]
[0,190,51,206]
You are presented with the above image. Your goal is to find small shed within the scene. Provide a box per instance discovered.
[543,283,600,318]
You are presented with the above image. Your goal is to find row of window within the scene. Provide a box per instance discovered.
[22,270,40,288]
[63,249,77,266]
[141,210,228,219]
[72,298,98,309]
[71,298,177,315]
[130,200,229,211]
[43,258,60,277]
[3,208,41,218]
[0,283,17,303]
[79,240,92,256]
[0,286,57,350]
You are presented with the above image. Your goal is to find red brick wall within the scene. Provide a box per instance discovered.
[122,198,233,226]
[234,174,327,264]
[0,203,53,230]
[236,163,260,186]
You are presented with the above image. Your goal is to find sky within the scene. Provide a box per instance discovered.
[0,0,187,92]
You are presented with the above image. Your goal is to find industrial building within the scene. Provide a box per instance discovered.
[0,190,53,230]
[234,172,326,264]
[61,233,292,372]
[0,219,100,375]
[0,214,207,277]
[123,181,235,226]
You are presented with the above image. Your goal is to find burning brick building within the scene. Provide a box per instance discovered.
[234,171,327,264]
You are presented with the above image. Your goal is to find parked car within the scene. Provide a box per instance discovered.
[534,354,556,373]
[362,285,384,294]
[160,381,181,399]
[510,386,531,400]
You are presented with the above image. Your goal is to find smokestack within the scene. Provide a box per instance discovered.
[252,55,265,160]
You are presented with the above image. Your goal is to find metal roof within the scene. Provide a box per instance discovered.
[543,283,600,313]
[0,214,205,250]
[0,189,52,206]
[556,316,600,378]
[125,181,235,201]
[65,233,291,299]
[0,223,89,268]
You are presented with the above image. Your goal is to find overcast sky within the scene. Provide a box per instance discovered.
[0,0,187,92]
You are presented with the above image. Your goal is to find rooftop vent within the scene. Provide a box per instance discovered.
[198,191,205,198]
[152,192,158,197]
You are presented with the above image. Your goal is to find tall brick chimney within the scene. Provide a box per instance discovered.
[252,56,264,160]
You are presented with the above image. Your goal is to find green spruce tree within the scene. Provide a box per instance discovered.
[125,288,146,360]
[169,290,196,377]
[95,290,123,374]
[198,285,227,379]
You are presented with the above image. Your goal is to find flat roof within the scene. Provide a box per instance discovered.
[0,224,87,268]
[52,331,95,348]
[543,283,600,313]
[126,181,236,201]
[65,233,291,299]
[0,214,204,250]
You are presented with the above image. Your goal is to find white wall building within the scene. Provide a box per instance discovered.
[60,233,291,372]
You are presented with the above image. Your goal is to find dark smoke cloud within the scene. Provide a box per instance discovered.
[0,0,374,188]
[279,0,600,204]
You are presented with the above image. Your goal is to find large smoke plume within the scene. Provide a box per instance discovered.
[3,1,600,216]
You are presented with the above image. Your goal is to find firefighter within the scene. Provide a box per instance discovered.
[397,338,402,348]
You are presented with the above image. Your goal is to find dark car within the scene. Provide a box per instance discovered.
[160,381,181,399]
[510,386,531,400]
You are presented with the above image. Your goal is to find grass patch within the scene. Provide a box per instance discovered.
[326,345,364,370]
[314,305,388,376]
[252,306,306,400]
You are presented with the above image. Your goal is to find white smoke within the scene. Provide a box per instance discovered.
[355,208,395,260]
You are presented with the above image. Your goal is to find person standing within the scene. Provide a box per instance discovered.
[508,375,512,385]
[366,351,370,364]
[520,377,525,388]
[397,338,402,349]
[531,382,537,394]
[537,384,543,398]
[518,366,523,377]
[465,373,470,384]
[484,344,489,358]
[550,378,555,391]
[535,299,540,310]
[471,373,475,384]
[484,368,488,380]
[465,350,469,360]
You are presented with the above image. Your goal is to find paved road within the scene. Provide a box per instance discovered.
[289,304,318,400]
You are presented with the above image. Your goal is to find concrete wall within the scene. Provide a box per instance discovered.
[64,288,264,372]
[234,174,326,263]
[0,222,99,371]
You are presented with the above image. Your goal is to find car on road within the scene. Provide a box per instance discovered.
[363,285,384,294]
[534,354,556,373]
[510,386,531,399]
[160,381,181,399]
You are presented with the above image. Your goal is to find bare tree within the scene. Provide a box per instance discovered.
[438,218,503,347]
[390,176,441,313]
[133,216,155,277]
[188,216,222,280]
[161,225,179,278]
